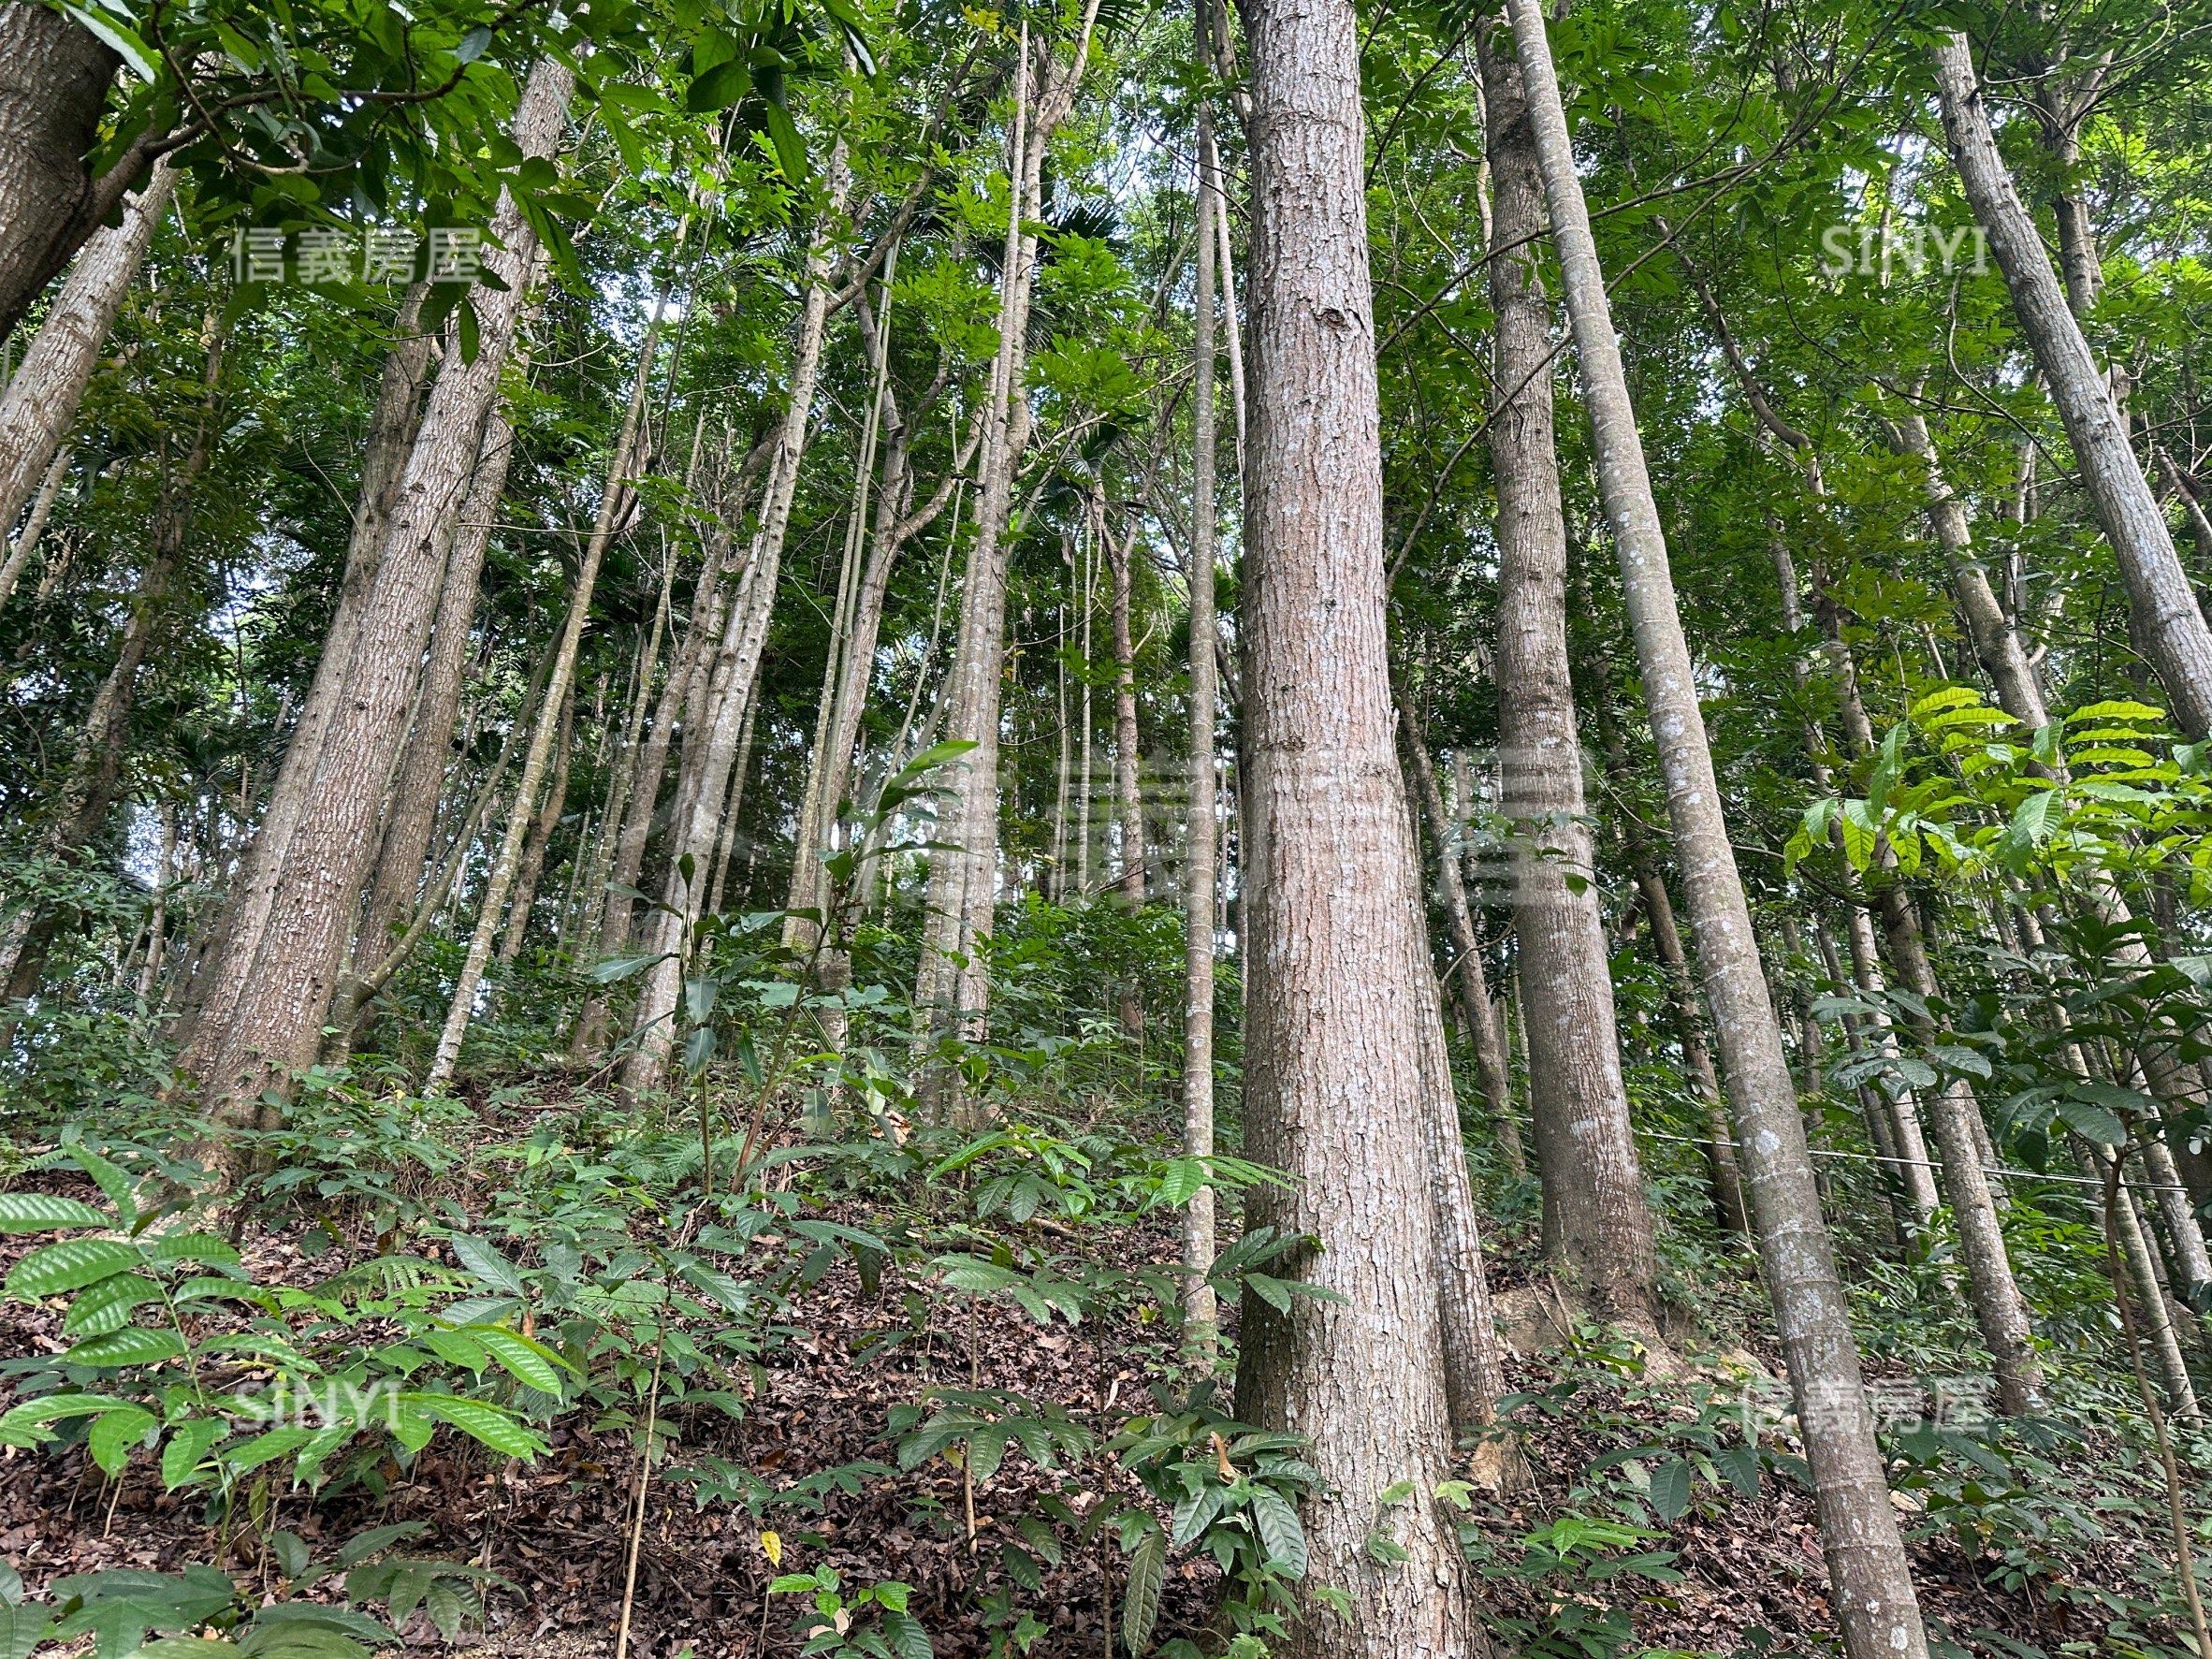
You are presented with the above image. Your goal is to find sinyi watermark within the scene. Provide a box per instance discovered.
[228,226,485,286]
[1819,223,1988,280]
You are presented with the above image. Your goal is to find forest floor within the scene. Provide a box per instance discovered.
[0,1085,2193,1659]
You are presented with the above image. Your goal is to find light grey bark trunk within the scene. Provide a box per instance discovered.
[1885,408,2048,725]
[431,286,663,1089]
[496,681,575,968]
[1477,18,1658,1327]
[1181,70,1225,1357]
[620,151,849,1093]
[183,62,571,1128]
[0,159,173,558]
[1502,6,1928,1652]
[1929,33,2212,739]
[0,311,223,998]
[1641,864,1748,1232]
[914,36,1054,1055]
[1235,0,1489,1646]
[1104,502,1147,905]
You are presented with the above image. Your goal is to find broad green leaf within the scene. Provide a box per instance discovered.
[7,1239,141,1299]
[1120,1528,1166,1656]
[0,1193,107,1232]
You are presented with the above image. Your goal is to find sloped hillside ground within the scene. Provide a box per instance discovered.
[0,1078,2203,1659]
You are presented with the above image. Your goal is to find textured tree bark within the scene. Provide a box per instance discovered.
[182,61,571,1129]
[174,282,439,1052]
[1180,65,1224,1358]
[1403,716,1522,1171]
[1929,33,2212,739]
[1477,18,1658,1327]
[0,159,173,557]
[333,410,518,1041]
[1235,0,1491,1647]
[0,4,130,346]
[1503,4,1928,1652]
[430,289,662,1090]
[1642,864,1748,1231]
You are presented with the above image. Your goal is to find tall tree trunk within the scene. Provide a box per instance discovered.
[913,20,1101,1070]
[1502,6,1929,1652]
[0,4,132,346]
[173,281,440,1051]
[1181,54,1225,1359]
[622,148,852,1095]
[182,61,571,1129]
[1402,715,1523,1173]
[1103,497,1147,905]
[430,287,662,1090]
[1477,18,1659,1328]
[1235,0,1490,1647]
[0,159,174,556]
[1929,33,2212,739]
[333,408,517,1037]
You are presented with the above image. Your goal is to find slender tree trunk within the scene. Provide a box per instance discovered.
[1181,63,1225,1359]
[137,804,174,1002]
[1235,0,1491,1647]
[0,442,69,614]
[1103,498,1147,905]
[182,61,571,1129]
[1503,6,1928,1652]
[1929,33,2212,739]
[497,681,575,969]
[622,150,852,1094]
[916,36,1052,1054]
[0,159,174,557]
[430,285,662,1090]
[1477,18,1659,1327]
[1403,716,1523,1171]
[0,4,131,347]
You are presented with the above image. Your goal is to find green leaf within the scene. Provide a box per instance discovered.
[0,1193,108,1232]
[0,1605,56,1659]
[1649,1458,1695,1522]
[61,1273,160,1335]
[64,1327,186,1367]
[1120,1528,1166,1656]
[7,1239,141,1299]
[0,1391,130,1448]
[881,1608,932,1659]
[407,1394,544,1461]
[1714,1442,1760,1496]
[2057,1098,2127,1148]
[447,1236,525,1295]
[87,1405,156,1476]
[1248,1486,1308,1576]
[687,60,751,111]
[471,1326,567,1393]
[161,1419,225,1490]
[226,1424,319,1473]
